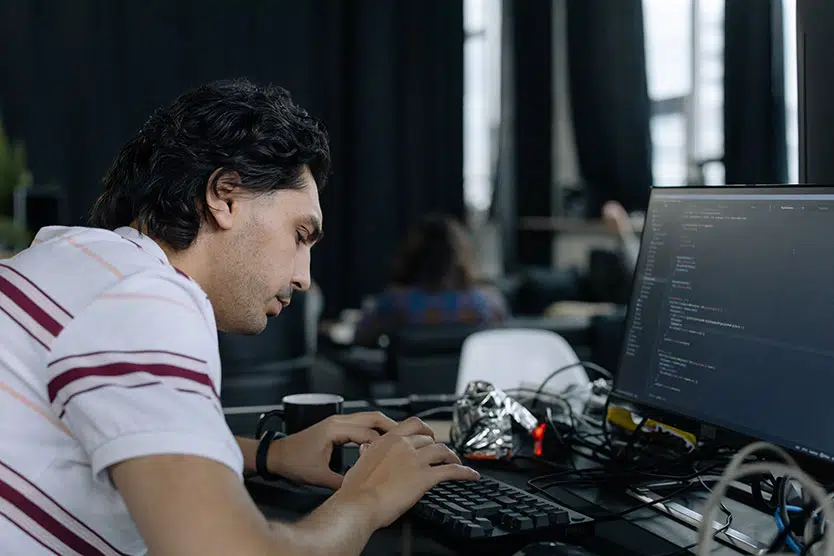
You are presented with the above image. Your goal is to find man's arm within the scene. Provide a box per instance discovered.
[111,454,375,556]
[114,418,477,556]
[236,437,259,474]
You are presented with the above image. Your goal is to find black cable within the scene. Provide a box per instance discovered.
[616,416,649,463]
[777,475,805,553]
[531,361,613,410]
[595,482,697,521]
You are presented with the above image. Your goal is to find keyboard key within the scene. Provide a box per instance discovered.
[510,515,535,530]
[470,501,502,517]
[474,516,494,531]
[548,509,570,525]
[410,474,593,545]
[441,501,473,519]
[531,512,549,528]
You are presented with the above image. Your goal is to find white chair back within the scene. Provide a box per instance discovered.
[455,328,589,397]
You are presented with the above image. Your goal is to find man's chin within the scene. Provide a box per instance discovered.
[217,315,269,335]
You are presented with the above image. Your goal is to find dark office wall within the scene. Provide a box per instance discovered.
[797,0,834,184]
[0,0,464,316]
[723,0,787,185]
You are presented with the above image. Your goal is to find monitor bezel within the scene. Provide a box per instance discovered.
[610,183,834,480]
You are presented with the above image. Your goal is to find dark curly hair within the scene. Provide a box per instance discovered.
[89,78,330,250]
[391,214,476,291]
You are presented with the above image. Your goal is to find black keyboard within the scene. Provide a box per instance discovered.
[410,474,594,550]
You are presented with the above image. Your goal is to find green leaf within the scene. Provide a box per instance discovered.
[0,216,32,250]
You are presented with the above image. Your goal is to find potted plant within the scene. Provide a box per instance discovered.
[0,120,32,254]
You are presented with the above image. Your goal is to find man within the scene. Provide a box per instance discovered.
[0,79,478,555]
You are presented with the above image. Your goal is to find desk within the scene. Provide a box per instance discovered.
[229,413,775,555]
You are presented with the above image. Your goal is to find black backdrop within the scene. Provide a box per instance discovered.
[0,0,464,316]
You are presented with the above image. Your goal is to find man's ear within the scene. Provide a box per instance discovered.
[205,169,242,231]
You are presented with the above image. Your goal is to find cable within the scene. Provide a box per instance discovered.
[647,475,733,556]
[695,442,834,556]
[532,361,613,409]
[411,406,455,420]
[777,476,805,554]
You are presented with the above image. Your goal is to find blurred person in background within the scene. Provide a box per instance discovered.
[602,200,642,277]
[0,79,477,556]
[354,213,508,347]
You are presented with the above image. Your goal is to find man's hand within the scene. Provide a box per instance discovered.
[267,411,398,489]
[112,416,479,556]
[335,416,480,530]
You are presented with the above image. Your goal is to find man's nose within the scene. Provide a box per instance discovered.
[292,261,311,292]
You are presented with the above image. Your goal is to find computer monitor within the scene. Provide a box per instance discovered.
[613,186,834,466]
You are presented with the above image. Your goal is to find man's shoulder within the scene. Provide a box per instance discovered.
[7,226,210,322]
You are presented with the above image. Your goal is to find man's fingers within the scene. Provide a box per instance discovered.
[405,435,435,451]
[429,464,480,485]
[340,411,399,433]
[317,469,345,490]
[329,423,381,446]
[391,417,435,439]
[416,443,462,467]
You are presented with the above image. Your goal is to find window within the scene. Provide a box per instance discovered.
[644,0,799,187]
[694,0,725,185]
[643,0,691,186]
[463,0,502,213]
[643,0,725,186]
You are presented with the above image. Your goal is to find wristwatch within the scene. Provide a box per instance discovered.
[255,430,286,481]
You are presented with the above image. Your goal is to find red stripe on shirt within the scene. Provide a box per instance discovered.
[47,362,216,403]
[0,276,63,336]
[48,349,207,368]
[0,461,127,554]
[0,463,128,555]
[0,304,48,349]
[0,263,73,318]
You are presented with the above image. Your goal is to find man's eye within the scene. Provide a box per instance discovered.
[296,231,304,245]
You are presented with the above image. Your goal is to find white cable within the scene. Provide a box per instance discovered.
[696,442,833,556]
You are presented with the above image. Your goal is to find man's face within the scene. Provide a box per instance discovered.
[211,168,322,334]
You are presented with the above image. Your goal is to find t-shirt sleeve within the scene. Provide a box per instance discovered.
[45,271,243,485]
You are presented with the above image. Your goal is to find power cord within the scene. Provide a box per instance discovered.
[695,442,834,556]
[649,477,733,556]
[531,361,613,410]
[647,475,733,556]
[411,406,455,420]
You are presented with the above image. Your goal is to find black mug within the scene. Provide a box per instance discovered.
[256,393,345,473]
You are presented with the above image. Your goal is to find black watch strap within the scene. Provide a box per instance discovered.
[256,430,286,481]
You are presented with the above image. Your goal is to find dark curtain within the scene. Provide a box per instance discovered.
[723,0,787,185]
[0,0,464,316]
[565,0,653,214]
[492,0,553,271]
[797,0,834,183]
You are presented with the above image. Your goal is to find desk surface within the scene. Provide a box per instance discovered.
[231,414,773,556]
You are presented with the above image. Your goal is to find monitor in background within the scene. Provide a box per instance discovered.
[614,186,834,463]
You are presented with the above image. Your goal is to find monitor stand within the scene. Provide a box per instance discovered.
[625,487,770,554]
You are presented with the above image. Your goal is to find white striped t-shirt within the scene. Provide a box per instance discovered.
[0,225,243,555]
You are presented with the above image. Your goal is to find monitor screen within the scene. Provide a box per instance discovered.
[615,186,834,462]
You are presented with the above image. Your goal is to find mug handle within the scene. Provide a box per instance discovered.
[255,409,284,439]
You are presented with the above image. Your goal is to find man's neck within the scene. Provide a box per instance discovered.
[133,224,213,294]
